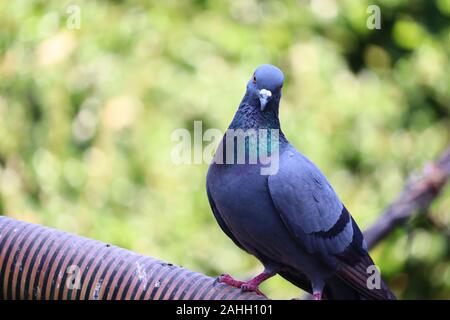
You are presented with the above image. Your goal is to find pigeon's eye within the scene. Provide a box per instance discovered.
[252,76,256,84]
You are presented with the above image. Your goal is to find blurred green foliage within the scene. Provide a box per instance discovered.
[0,0,449,299]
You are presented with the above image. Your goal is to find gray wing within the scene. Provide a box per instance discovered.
[268,149,354,257]
[268,147,395,299]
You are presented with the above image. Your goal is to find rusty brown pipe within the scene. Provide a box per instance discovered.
[0,216,265,300]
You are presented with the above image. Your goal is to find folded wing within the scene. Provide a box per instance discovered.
[268,148,395,300]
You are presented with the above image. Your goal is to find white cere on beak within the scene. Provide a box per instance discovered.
[259,89,272,98]
[259,89,272,111]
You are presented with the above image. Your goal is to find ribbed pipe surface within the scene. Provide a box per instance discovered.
[0,216,264,300]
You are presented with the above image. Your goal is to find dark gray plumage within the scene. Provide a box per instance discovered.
[206,64,396,300]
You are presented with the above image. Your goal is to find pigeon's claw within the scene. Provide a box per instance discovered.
[217,274,244,288]
[218,271,275,298]
[217,274,268,297]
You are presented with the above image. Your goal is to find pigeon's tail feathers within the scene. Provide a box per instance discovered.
[336,252,397,300]
[332,216,396,300]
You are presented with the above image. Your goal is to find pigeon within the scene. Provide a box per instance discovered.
[206,64,396,300]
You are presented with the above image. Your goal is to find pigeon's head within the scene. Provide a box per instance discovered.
[247,64,284,112]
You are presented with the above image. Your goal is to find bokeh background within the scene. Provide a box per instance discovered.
[1,0,450,299]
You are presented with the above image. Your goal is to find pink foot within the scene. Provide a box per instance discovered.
[313,292,322,300]
[217,274,244,288]
[217,272,273,298]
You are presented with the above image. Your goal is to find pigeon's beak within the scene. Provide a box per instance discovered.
[259,89,272,111]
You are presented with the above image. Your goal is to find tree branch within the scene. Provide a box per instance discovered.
[364,145,450,249]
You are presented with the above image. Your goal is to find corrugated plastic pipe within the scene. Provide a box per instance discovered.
[0,216,265,300]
